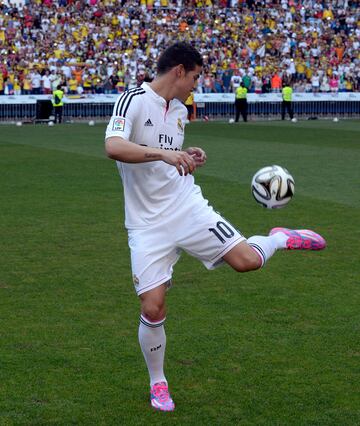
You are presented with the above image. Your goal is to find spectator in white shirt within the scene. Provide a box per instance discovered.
[30,70,42,94]
[41,71,52,94]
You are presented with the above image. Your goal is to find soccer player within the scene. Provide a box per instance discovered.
[104,42,326,412]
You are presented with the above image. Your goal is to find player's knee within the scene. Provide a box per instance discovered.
[232,252,262,272]
[141,301,166,322]
[142,306,166,322]
[139,283,167,322]
[224,243,262,272]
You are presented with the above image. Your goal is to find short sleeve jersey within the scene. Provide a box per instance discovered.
[105,83,199,229]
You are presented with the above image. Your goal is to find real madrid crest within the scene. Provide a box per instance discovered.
[177,118,184,134]
[133,274,140,287]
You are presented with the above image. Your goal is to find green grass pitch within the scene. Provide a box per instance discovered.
[1,120,359,425]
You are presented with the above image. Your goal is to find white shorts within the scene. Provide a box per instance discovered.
[128,194,245,295]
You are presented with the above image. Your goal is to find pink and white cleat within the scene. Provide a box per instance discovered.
[150,382,175,412]
[269,227,326,250]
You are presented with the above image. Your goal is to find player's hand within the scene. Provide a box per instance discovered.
[162,150,197,176]
[185,147,207,167]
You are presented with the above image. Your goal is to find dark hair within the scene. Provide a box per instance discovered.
[157,42,203,75]
[143,74,153,83]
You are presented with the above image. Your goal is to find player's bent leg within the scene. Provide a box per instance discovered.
[223,241,262,272]
[223,227,326,273]
[223,232,290,270]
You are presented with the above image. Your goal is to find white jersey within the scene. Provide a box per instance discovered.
[105,83,201,229]
[230,75,241,91]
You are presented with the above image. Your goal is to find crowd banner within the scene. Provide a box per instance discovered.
[194,93,360,103]
[0,94,119,105]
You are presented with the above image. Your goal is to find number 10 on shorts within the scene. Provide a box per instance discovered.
[209,221,235,244]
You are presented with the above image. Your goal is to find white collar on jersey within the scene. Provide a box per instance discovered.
[141,82,168,106]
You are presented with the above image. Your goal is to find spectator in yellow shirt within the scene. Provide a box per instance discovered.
[22,74,32,95]
[0,74,4,95]
[68,77,78,95]
[14,77,21,95]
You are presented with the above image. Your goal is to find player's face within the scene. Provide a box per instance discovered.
[176,65,202,102]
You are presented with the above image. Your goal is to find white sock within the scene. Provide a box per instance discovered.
[247,233,288,267]
[139,314,167,387]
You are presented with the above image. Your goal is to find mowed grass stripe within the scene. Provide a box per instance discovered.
[187,120,360,150]
[185,124,360,207]
[0,124,107,159]
[3,121,355,207]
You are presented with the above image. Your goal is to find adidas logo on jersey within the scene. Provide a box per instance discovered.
[144,118,153,127]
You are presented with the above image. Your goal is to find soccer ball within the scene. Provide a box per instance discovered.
[48,121,54,126]
[228,118,235,124]
[333,117,339,122]
[15,121,22,127]
[291,117,297,123]
[88,120,95,126]
[251,165,295,209]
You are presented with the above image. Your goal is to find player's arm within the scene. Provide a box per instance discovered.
[105,136,197,176]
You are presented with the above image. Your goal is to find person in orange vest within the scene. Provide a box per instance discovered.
[271,73,282,92]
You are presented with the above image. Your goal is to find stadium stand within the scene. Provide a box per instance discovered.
[0,0,358,96]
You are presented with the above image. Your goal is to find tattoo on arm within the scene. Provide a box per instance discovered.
[144,153,160,159]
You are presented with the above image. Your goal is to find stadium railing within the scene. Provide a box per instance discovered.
[194,93,360,120]
[0,93,359,122]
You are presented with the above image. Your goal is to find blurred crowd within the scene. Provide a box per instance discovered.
[0,0,359,96]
